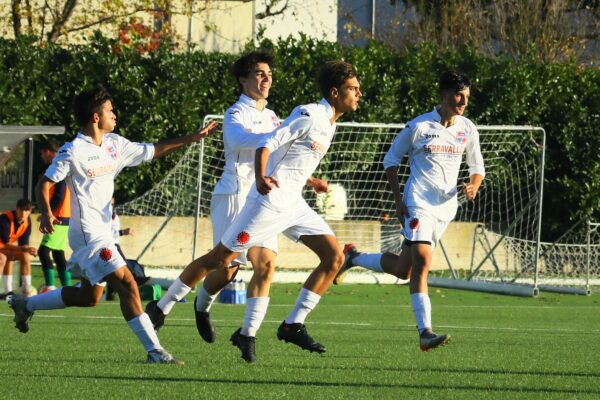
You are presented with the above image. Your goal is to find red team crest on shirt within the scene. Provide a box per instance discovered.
[272,115,280,128]
[409,218,420,230]
[99,248,113,262]
[456,131,467,145]
[237,231,250,245]
[106,145,118,160]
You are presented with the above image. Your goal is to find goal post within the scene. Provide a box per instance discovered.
[116,116,566,297]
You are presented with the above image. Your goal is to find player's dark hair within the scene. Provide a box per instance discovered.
[16,198,33,211]
[38,138,60,153]
[73,85,113,127]
[439,70,471,94]
[318,60,357,99]
[231,49,275,90]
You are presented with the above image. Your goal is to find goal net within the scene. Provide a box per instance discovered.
[117,116,556,296]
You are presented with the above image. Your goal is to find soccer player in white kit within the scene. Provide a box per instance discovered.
[151,60,361,356]
[8,85,217,364]
[148,50,325,363]
[334,71,485,351]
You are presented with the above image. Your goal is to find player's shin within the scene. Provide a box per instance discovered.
[285,288,321,325]
[241,296,270,336]
[157,277,192,315]
[25,288,66,311]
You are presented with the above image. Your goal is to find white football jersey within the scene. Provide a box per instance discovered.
[252,98,336,209]
[383,108,485,221]
[213,94,279,198]
[45,133,154,249]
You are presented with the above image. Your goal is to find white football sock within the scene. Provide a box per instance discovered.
[285,288,321,325]
[128,313,162,352]
[352,253,383,273]
[26,288,66,312]
[241,296,270,337]
[21,275,32,289]
[411,292,432,334]
[2,275,12,293]
[195,286,217,313]
[157,278,191,315]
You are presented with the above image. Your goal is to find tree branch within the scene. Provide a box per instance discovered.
[256,0,289,19]
[47,0,78,42]
[11,0,22,37]
[64,8,164,34]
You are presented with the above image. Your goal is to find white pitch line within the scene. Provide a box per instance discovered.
[2,313,599,333]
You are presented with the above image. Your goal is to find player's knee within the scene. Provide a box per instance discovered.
[253,260,275,283]
[330,249,345,271]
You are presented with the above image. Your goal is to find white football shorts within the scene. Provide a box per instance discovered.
[221,195,334,253]
[68,242,126,286]
[402,207,450,250]
[211,193,278,265]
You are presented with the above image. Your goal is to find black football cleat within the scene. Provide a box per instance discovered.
[277,321,326,353]
[194,296,216,343]
[145,300,166,332]
[230,328,257,363]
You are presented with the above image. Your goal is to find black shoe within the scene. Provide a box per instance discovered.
[419,329,451,352]
[145,300,165,331]
[230,328,257,363]
[0,291,14,300]
[276,321,326,354]
[194,296,216,343]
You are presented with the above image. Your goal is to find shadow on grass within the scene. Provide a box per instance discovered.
[269,362,600,379]
[2,372,599,395]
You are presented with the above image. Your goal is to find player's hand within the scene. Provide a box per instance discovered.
[461,182,478,201]
[256,176,280,195]
[39,213,60,234]
[21,245,38,257]
[309,178,328,194]
[123,227,135,236]
[193,121,218,140]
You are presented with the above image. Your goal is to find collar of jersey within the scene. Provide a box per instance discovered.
[431,107,443,123]
[319,98,334,120]
[239,94,267,110]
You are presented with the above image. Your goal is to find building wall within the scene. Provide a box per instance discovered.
[27,214,499,273]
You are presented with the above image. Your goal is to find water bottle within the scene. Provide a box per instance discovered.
[236,279,247,304]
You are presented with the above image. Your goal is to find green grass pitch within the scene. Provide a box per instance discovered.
[2,283,600,399]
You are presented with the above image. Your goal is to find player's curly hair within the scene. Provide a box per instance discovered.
[73,85,113,127]
[231,49,275,90]
[439,70,471,94]
[318,60,357,99]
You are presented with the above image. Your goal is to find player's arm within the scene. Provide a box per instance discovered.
[383,126,413,220]
[254,113,313,195]
[306,176,328,193]
[153,121,218,159]
[225,110,276,150]
[36,176,60,234]
[462,128,486,201]
[49,179,67,213]
[254,147,279,195]
[17,220,37,257]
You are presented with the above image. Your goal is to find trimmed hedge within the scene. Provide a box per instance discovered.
[1,34,598,240]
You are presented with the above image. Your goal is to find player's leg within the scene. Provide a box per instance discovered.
[407,212,450,351]
[52,249,71,287]
[194,192,243,335]
[277,232,342,354]
[104,266,182,364]
[148,243,240,331]
[38,242,57,290]
[0,251,14,298]
[334,242,412,284]
[16,252,33,295]
[194,265,239,343]
[8,276,102,333]
[230,246,276,363]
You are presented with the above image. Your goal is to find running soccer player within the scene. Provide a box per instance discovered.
[8,85,217,364]
[0,199,38,298]
[38,139,72,292]
[334,70,485,351]
[149,60,361,357]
